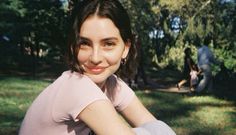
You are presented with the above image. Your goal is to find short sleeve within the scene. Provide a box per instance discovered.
[112,78,135,112]
[52,72,109,122]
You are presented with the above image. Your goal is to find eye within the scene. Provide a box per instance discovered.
[103,41,116,48]
[78,39,91,49]
[79,40,89,46]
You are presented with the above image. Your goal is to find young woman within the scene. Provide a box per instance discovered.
[19,0,175,135]
[176,47,195,90]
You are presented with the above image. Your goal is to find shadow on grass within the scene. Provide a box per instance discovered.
[0,60,67,81]
[0,74,53,83]
[136,91,236,135]
[137,92,194,120]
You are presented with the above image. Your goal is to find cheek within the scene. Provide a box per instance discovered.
[77,51,90,63]
[104,51,123,64]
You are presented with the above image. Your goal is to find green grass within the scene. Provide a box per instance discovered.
[0,76,235,135]
[0,76,51,135]
[136,91,236,135]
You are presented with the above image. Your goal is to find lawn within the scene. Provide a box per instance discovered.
[0,75,235,135]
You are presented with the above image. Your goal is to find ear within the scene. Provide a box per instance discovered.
[122,41,131,59]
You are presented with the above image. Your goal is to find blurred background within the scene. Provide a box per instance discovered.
[0,0,235,135]
[0,0,235,76]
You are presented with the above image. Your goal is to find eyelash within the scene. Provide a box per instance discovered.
[78,40,90,46]
[104,41,116,47]
[77,40,116,49]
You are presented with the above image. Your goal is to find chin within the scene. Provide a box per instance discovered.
[84,70,116,85]
[86,75,107,85]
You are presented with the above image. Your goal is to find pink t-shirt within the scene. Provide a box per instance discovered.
[19,71,135,135]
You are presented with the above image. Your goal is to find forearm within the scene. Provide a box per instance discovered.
[133,120,176,135]
[79,100,135,135]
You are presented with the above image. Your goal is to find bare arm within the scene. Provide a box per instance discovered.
[120,95,157,127]
[77,100,135,135]
[121,95,176,135]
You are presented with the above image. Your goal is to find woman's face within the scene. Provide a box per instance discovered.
[77,16,130,87]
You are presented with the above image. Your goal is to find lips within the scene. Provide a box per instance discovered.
[84,66,106,74]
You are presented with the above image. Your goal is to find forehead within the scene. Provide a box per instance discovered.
[79,16,121,39]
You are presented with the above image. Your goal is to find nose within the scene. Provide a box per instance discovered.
[90,47,102,65]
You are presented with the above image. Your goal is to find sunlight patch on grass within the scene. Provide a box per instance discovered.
[136,91,236,135]
[184,96,236,125]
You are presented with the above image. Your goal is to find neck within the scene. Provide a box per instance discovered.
[96,81,106,92]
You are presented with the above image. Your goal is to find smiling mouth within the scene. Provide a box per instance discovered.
[85,66,106,74]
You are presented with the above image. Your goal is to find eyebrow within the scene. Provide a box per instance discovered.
[79,36,118,42]
[79,36,91,42]
[102,37,118,42]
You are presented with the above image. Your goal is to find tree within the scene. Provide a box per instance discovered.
[146,0,236,71]
[1,0,235,74]
[0,0,67,73]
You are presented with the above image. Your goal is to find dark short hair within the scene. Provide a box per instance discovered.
[203,35,212,46]
[184,47,191,55]
[66,0,136,78]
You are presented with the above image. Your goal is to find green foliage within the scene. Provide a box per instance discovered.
[0,0,67,71]
[214,48,236,70]
[121,0,157,42]
[155,44,198,70]
[147,0,236,72]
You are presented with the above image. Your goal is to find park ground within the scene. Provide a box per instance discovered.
[0,63,236,135]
